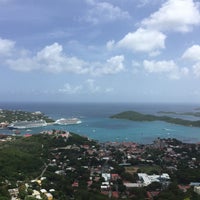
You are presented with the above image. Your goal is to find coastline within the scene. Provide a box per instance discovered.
[111,111,200,127]
[1,102,200,144]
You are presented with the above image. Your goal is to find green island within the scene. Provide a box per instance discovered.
[0,109,54,124]
[111,111,200,127]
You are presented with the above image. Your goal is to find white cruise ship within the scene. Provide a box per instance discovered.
[55,118,82,125]
[8,120,47,129]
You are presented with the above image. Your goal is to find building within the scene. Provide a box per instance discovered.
[194,186,200,195]
[138,173,170,186]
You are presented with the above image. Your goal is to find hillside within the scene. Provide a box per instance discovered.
[0,109,54,124]
[0,131,103,200]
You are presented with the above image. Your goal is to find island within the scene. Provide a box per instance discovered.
[111,111,200,127]
[158,111,200,117]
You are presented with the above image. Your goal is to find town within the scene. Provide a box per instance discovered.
[1,130,200,200]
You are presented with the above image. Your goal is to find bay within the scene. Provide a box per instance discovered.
[1,102,200,144]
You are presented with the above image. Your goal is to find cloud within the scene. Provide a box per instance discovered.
[105,88,114,93]
[6,43,88,74]
[85,0,130,24]
[91,55,125,76]
[182,45,200,78]
[58,80,114,95]
[58,83,82,94]
[182,45,200,62]
[86,79,114,93]
[132,61,141,74]
[106,40,115,51]
[141,0,200,32]
[36,43,89,74]
[193,62,200,77]
[0,37,15,56]
[86,79,100,93]
[137,0,150,8]
[112,28,166,54]
[6,57,40,72]
[143,59,189,79]
[5,42,125,76]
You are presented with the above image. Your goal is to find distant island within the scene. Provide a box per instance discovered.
[111,111,200,127]
[158,111,200,117]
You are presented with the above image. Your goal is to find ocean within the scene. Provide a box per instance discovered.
[1,102,200,144]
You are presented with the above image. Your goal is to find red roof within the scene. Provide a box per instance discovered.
[24,134,32,137]
[112,191,119,198]
[72,181,79,187]
[111,174,120,180]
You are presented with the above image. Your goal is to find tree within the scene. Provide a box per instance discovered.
[147,182,162,191]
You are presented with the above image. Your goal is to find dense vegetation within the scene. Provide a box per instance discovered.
[0,132,110,199]
[111,111,200,127]
[0,109,54,123]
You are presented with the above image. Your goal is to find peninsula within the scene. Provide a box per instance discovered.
[111,111,200,127]
[0,109,54,129]
[0,109,81,129]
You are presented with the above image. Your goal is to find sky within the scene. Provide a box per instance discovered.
[0,0,200,103]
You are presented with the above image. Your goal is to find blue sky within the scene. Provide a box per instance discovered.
[1,0,200,103]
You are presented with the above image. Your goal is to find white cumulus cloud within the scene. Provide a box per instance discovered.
[36,43,89,74]
[143,60,189,79]
[85,0,130,24]
[6,57,40,72]
[141,0,200,32]
[5,42,125,76]
[113,28,166,54]
[91,55,125,75]
[182,45,200,62]
[0,37,15,56]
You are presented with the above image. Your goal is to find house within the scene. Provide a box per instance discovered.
[102,173,111,182]
[45,193,53,200]
[72,181,79,187]
[194,186,200,195]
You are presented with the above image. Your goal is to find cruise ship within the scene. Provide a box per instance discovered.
[55,118,82,125]
[8,120,47,129]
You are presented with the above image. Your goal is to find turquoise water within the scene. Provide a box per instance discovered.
[56,118,200,144]
[1,102,200,144]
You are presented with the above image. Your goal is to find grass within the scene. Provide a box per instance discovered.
[125,165,162,175]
